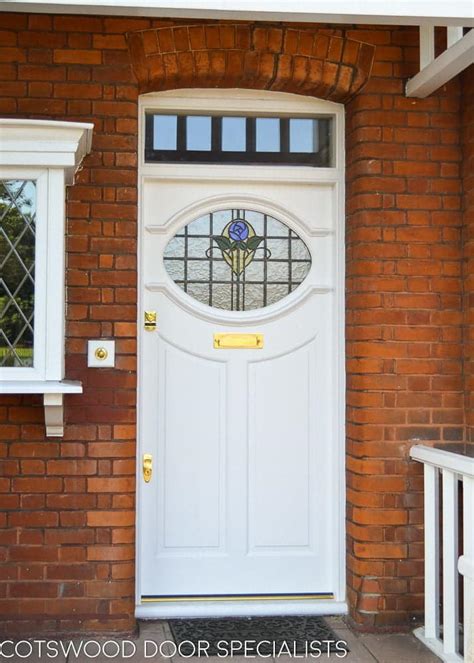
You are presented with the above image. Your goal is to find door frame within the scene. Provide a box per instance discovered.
[135,89,346,618]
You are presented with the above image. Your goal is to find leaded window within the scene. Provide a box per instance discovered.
[163,209,312,311]
[0,120,92,437]
[0,179,36,367]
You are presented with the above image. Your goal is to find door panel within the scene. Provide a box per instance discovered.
[248,339,316,550]
[160,342,226,551]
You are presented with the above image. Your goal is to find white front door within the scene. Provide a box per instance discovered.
[137,91,345,611]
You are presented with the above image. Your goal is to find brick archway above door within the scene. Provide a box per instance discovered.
[127,24,375,103]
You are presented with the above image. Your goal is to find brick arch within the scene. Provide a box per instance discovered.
[127,24,375,103]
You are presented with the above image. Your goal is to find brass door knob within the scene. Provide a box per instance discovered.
[94,347,108,361]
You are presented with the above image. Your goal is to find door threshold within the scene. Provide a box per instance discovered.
[136,597,348,619]
[141,593,334,603]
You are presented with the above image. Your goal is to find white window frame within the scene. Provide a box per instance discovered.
[0,119,93,435]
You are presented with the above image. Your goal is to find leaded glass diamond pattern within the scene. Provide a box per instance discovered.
[0,180,36,367]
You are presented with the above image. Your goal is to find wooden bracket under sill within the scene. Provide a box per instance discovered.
[0,380,82,437]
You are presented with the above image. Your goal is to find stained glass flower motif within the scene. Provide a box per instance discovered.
[211,219,267,276]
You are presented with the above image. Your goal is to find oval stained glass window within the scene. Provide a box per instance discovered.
[163,209,312,311]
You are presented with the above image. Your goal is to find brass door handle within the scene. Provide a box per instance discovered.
[143,454,152,483]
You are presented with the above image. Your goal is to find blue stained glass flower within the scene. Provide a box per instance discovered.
[228,220,249,241]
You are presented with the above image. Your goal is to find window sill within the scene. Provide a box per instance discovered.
[1,380,82,437]
[1,380,82,394]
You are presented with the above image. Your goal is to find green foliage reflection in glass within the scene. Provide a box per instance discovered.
[0,180,36,367]
[163,209,311,312]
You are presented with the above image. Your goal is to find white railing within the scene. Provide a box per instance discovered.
[410,445,474,662]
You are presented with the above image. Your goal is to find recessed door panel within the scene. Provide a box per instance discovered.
[158,342,226,552]
[248,340,316,551]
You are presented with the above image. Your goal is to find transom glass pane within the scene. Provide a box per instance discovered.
[255,118,280,152]
[290,118,317,153]
[163,209,311,311]
[153,115,177,150]
[186,116,212,151]
[222,117,246,152]
[0,179,36,367]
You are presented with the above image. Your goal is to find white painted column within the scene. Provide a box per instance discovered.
[419,24,435,69]
[447,27,464,47]
[424,464,440,640]
[442,469,459,655]
[460,476,474,661]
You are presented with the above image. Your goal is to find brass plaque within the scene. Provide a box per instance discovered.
[214,333,264,349]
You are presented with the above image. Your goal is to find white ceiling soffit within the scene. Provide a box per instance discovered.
[1,0,473,26]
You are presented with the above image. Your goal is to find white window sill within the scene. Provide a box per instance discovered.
[0,380,82,394]
[0,380,82,437]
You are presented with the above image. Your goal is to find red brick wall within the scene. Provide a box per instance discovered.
[0,13,468,634]
[345,28,465,628]
[1,12,140,635]
[462,65,474,445]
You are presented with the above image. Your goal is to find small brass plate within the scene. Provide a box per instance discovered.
[214,333,264,349]
[144,310,157,331]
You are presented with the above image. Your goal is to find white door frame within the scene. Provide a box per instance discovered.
[135,89,346,618]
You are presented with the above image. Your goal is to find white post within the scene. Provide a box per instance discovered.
[447,27,464,48]
[419,24,435,69]
[442,469,459,655]
[424,464,440,639]
[461,476,474,661]
[407,29,474,98]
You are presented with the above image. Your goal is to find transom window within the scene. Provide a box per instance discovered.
[145,114,332,166]
[163,209,312,311]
